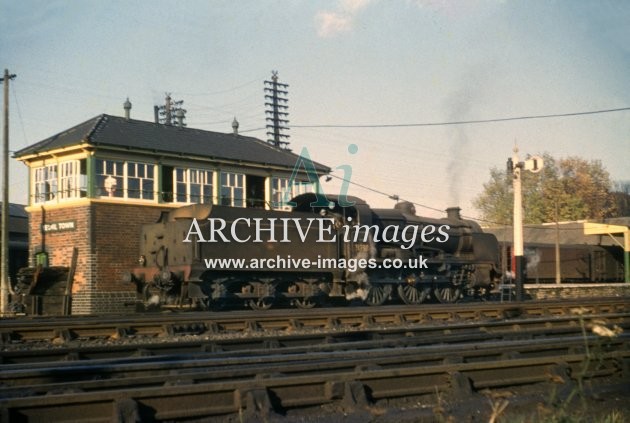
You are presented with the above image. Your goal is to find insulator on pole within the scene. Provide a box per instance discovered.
[264,71,290,148]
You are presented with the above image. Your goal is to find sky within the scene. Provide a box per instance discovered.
[1,0,628,219]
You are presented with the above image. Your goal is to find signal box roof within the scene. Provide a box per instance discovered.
[14,114,330,173]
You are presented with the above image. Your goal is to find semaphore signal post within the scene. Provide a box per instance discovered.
[508,146,543,301]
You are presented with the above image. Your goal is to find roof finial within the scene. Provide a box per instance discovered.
[232,117,239,135]
[123,97,132,120]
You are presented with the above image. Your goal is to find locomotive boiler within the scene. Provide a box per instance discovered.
[125,194,501,310]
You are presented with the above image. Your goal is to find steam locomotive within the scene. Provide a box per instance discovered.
[125,194,501,310]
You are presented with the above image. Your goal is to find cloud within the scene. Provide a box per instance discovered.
[409,0,506,18]
[341,0,371,13]
[316,11,353,37]
[315,0,371,38]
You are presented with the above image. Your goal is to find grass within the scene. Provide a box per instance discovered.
[493,307,626,423]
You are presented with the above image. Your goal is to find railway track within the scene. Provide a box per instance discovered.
[2,311,629,365]
[1,298,628,421]
[1,297,628,344]
[1,334,628,421]
[1,331,627,390]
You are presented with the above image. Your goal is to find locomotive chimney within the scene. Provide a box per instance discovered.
[446,207,462,220]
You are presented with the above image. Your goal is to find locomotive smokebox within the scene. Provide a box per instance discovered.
[446,207,462,221]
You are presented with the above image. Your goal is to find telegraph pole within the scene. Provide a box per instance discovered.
[264,71,290,148]
[156,93,186,126]
[1,69,16,315]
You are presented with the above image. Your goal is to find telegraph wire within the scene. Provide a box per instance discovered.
[292,125,495,167]
[9,75,625,228]
[326,172,603,230]
[327,173,448,215]
[173,76,264,97]
[17,79,122,101]
[293,107,630,128]
[239,126,267,134]
[10,83,29,148]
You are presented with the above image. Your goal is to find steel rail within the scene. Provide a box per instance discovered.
[1,298,628,344]
[1,334,626,393]
[1,341,628,421]
[2,312,629,365]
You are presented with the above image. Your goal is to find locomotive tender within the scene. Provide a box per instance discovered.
[125,194,501,310]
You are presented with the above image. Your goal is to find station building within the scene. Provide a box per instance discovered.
[14,111,329,314]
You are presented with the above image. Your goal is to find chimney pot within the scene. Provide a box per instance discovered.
[175,109,185,127]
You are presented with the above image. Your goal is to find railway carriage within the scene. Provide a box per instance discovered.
[508,243,624,283]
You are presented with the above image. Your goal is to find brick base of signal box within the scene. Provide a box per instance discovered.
[28,202,169,314]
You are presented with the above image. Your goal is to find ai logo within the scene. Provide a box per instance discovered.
[275,144,358,209]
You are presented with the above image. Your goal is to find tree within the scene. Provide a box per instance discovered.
[473,154,618,225]
[611,181,630,217]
